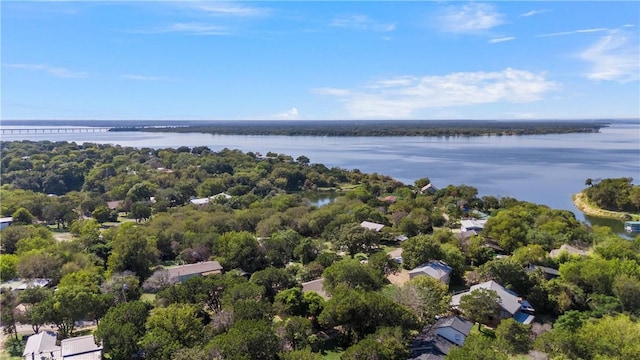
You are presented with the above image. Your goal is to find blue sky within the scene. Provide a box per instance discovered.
[2,1,639,121]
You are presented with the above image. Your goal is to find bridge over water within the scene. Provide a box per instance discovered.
[0,127,112,135]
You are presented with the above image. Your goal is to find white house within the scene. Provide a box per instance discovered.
[459,219,487,232]
[409,261,453,284]
[434,316,474,346]
[23,331,60,360]
[189,193,232,205]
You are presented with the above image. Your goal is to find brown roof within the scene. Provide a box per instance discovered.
[166,261,223,281]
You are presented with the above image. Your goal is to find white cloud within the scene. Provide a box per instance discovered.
[189,2,270,17]
[580,30,640,82]
[140,22,230,36]
[437,3,504,34]
[537,28,608,37]
[3,63,87,78]
[521,9,548,17]
[314,68,558,119]
[120,74,177,81]
[330,15,395,32]
[489,36,515,44]
[273,107,300,120]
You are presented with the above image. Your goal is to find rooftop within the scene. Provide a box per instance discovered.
[166,261,223,281]
[360,221,385,232]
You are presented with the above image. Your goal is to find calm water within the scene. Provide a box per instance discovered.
[2,122,639,223]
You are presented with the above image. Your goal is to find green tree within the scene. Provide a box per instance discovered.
[0,254,18,281]
[612,274,640,314]
[401,234,444,269]
[205,320,279,360]
[342,326,408,360]
[384,275,451,325]
[11,207,34,225]
[494,318,532,354]
[367,251,400,277]
[458,288,501,331]
[0,288,19,340]
[447,333,508,360]
[92,205,113,223]
[107,223,158,280]
[322,259,385,295]
[214,231,266,273]
[333,222,381,257]
[94,301,150,360]
[139,303,206,360]
[279,316,313,350]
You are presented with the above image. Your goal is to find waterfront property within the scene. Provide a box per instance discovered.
[624,221,640,233]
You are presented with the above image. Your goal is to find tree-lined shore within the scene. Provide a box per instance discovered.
[1,140,639,360]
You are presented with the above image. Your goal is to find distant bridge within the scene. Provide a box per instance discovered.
[1,127,112,135]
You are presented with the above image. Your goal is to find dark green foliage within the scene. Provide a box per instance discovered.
[447,333,508,360]
[342,327,409,360]
[494,318,532,354]
[94,301,151,360]
[458,288,501,330]
[205,320,280,360]
[322,259,386,295]
[584,177,639,213]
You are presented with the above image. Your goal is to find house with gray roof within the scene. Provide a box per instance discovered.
[409,261,453,284]
[60,335,102,360]
[450,280,535,325]
[23,331,60,360]
[408,316,474,360]
[301,278,329,300]
[166,261,223,284]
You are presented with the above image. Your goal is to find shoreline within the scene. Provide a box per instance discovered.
[572,192,639,221]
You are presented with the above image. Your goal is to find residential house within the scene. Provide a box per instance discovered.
[60,335,102,360]
[409,261,453,284]
[106,200,123,211]
[459,219,487,232]
[420,183,438,195]
[549,244,589,258]
[189,193,232,205]
[408,316,473,360]
[23,331,60,360]
[450,280,535,325]
[301,278,329,300]
[526,264,560,280]
[166,261,223,284]
[360,221,384,232]
[0,217,13,230]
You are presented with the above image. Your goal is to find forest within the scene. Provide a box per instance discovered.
[1,140,639,360]
[112,119,607,137]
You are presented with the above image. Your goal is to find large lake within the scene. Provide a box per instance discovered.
[2,122,639,223]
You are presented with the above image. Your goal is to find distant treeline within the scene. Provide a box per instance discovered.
[110,120,607,137]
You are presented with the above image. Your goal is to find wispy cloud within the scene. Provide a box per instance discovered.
[120,74,178,81]
[190,2,271,17]
[330,15,395,32]
[315,68,558,119]
[274,107,299,120]
[437,3,504,34]
[537,28,608,37]
[3,63,87,78]
[137,22,229,36]
[580,30,639,82]
[489,36,515,44]
[521,9,548,17]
